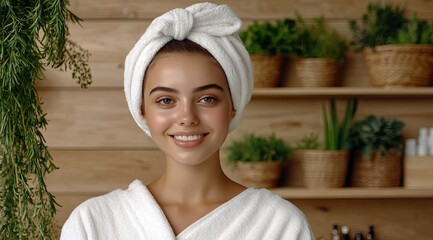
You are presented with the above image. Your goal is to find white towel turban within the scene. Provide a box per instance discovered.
[124,2,254,137]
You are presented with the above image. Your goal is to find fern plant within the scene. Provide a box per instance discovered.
[240,18,297,55]
[349,115,405,159]
[0,1,91,239]
[294,15,348,61]
[227,133,291,163]
[349,2,407,50]
[294,132,321,150]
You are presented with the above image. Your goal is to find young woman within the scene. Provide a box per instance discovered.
[61,3,314,239]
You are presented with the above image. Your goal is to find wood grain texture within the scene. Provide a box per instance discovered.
[67,0,433,20]
[405,157,433,188]
[47,150,165,193]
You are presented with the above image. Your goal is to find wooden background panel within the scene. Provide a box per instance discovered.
[291,198,433,239]
[40,89,433,148]
[68,0,433,20]
[46,150,165,193]
[40,89,154,148]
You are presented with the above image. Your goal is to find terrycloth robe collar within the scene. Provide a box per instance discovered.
[60,180,315,240]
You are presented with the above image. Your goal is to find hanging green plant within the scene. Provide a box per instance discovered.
[0,0,91,239]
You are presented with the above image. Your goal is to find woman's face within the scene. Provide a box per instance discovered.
[142,52,235,166]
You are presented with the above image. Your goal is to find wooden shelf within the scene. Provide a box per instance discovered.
[270,187,433,199]
[253,87,433,98]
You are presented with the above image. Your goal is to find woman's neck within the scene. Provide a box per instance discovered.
[148,152,244,205]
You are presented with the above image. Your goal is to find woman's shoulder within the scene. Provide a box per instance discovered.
[243,187,308,220]
[71,179,147,214]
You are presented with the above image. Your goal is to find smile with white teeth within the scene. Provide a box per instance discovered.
[174,134,204,141]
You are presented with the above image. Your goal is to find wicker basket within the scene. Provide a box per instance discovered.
[250,55,284,88]
[363,44,433,87]
[236,161,282,188]
[294,58,340,87]
[351,149,402,187]
[284,150,349,188]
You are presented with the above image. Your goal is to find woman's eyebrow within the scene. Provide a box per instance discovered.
[193,84,224,93]
[149,84,224,95]
[149,86,178,95]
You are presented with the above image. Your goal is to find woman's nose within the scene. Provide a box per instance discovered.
[177,102,199,126]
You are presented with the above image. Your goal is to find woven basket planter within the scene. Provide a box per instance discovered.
[352,149,402,187]
[250,55,284,88]
[284,150,349,188]
[363,44,433,87]
[294,58,340,87]
[236,161,282,188]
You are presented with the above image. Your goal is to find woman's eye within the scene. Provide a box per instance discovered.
[199,96,216,104]
[157,98,173,105]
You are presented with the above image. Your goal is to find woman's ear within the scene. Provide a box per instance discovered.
[230,109,236,120]
[141,103,146,120]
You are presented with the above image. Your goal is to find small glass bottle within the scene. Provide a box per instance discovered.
[341,225,351,240]
[332,224,341,240]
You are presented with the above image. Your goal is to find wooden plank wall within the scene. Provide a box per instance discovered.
[37,0,433,238]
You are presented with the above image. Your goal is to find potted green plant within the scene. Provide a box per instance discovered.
[227,133,291,188]
[285,98,358,188]
[349,115,405,187]
[240,18,297,87]
[350,2,433,87]
[293,15,348,87]
[0,1,91,238]
[284,132,321,187]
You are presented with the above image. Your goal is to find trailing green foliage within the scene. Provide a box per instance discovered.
[322,98,358,150]
[227,133,291,163]
[294,15,348,61]
[239,18,297,55]
[294,132,321,150]
[349,115,405,159]
[0,0,91,239]
[349,1,407,50]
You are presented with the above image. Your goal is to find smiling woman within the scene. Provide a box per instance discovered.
[60,2,314,240]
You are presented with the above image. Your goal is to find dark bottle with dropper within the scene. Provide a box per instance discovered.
[354,232,364,240]
[367,225,375,240]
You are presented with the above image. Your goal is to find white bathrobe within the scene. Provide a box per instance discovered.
[61,180,314,240]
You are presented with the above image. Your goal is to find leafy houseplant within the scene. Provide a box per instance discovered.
[0,1,91,239]
[350,115,405,159]
[295,16,348,62]
[349,2,406,50]
[285,98,358,188]
[228,133,290,163]
[349,115,405,187]
[389,15,433,45]
[240,18,297,87]
[350,2,433,87]
[227,133,290,188]
[292,16,348,87]
[294,132,321,150]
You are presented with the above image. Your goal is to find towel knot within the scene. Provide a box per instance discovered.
[168,8,194,40]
